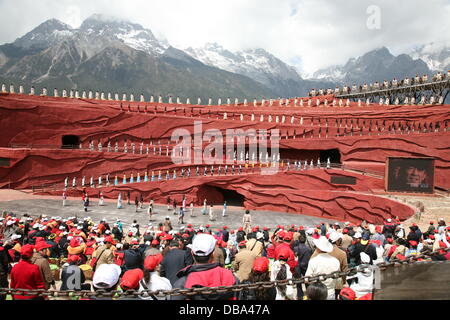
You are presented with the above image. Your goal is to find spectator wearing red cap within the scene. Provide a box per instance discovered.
[271,246,297,300]
[405,240,420,258]
[273,232,296,272]
[389,238,407,262]
[144,239,161,257]
[67,237,87,264]
[31,241,54,289]
[10,244,46,300]
[117,268,146,300]
[341,228,353,250]
[407,224,422,243]
[232,239,258,282]
[220,226,230,243]
[427,221,435,235]
[371,225,386,246]
[236,227,246,244]
[172,234,238,300]
[140,253,172,300]
[238,257,276,300]
[92,236,115,270]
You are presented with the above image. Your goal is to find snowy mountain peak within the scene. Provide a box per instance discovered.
[78,14,165,56]
[410,42,450,71]
[14,18,73,49]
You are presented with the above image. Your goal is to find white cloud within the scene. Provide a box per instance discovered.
[0,0,449,75]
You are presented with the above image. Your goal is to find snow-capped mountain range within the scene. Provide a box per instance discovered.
[309,44,449,85]
[410,42,450,72]
[0,14,448,99]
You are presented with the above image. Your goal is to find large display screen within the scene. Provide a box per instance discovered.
[386,157,434,193]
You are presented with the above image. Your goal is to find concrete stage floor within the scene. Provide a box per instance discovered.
[0,193,338,232]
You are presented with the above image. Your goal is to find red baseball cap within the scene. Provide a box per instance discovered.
[35,241,52,252]
[187,224,192,227]
[20,244,35,258]
[276,246,291,260]
[429,235,435,240]
[396,254,406,261]
[375,226,382,233]
[151,239,159,246]
[284,232,293,241]
[120,269,144,290]
[104,236,116,245]
[70,238,79,248]
[409,240,418,247]
[223,226,228,230]
[253,257,269,273]
[68,255,81,263]
[162,234,173,241]
[205,224,210,228]
[339,287,356,300]
[238,240,247,247]
[144,253,163,271]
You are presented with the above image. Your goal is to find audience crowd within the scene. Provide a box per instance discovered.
[0,209,449,301]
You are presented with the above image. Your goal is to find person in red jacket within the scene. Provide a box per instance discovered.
[10,244,46,300]
[172,233,238,300]
[274,231,297,272]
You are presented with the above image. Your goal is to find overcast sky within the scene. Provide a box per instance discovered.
[0,0,449,75]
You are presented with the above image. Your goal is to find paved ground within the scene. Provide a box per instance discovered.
[0,191,338,231]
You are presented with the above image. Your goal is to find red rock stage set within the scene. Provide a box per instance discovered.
[0,78,449,225]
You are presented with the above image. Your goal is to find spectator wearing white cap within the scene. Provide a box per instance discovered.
[311,232,349,298]
[349,252,375,298]
[91,263,122,300]
[305,236,340,300]
[172,234,238,300]
[3,219,18,239]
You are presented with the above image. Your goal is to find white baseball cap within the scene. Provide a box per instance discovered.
[353,232,362,239]
[191,234,216,256]
[360,252,370,264]
[313,236,333,253]
[329,232,343,243]
[92,264,122,289]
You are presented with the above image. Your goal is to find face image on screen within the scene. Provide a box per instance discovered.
[387,158,434,193]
